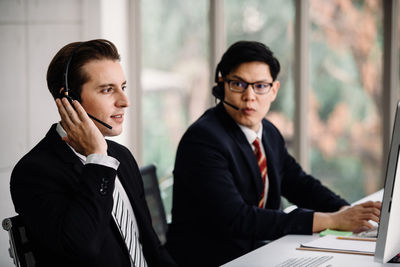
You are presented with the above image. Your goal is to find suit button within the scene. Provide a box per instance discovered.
[100,178,108,195]
[100,187,107,195]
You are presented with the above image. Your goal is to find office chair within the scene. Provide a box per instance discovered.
[2,215,36,267]
[139,164,168,244]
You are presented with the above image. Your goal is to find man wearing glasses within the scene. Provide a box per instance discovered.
[166,41,381,267]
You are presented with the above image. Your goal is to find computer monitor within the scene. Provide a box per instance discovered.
[375,101,400,263]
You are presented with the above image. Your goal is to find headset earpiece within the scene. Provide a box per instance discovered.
[59,87,75,105]
[212,82,225,100]
[211,62,239,110]
[212,64,225,100]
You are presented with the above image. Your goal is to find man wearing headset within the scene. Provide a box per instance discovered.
[166,41,381,267]
[10,39,177,267]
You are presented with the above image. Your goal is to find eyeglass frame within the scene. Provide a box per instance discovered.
[224,78,274,95]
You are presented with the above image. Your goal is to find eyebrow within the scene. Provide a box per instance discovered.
[97,81,127,88]
[230,75,271,83]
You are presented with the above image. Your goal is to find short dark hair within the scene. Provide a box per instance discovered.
[46,39,120,101]
[215,41,281,82]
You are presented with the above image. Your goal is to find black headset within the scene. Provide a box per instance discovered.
[212,64,239,110]
[212,63,225,100]
[59,42,84,103]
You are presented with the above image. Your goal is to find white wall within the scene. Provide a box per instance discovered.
[0,0,130,265]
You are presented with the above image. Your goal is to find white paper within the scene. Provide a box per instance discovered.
[300,235,376,254]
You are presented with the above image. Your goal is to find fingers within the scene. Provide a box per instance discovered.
[369,206,381,221]
[354,205,380,220]
[360,201,382,210]
[355,202,381,221]
[358,220,375,230]
[56,98,81,129]
[70,98,91,122]
[358,210,380,223]
[56,98,71,132]
[333,203,381,231]
[353,223,375,233]
[56,97,107,156]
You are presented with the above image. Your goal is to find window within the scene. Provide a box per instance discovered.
[309,0,383,202]
[141,0,209,220]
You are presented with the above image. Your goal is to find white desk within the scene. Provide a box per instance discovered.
[222,190,398,267]
[221,234,397,267]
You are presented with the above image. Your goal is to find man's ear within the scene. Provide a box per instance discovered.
[270,80,280,101]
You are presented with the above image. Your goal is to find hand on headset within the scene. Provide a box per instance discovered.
[56,96,107,157]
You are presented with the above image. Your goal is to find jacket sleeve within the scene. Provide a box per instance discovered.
[10,152,117,262]
[265,121,349,212]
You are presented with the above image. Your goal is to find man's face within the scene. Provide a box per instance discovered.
[80,59,129,137]
[223,61,280,132]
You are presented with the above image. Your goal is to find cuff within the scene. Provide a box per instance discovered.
[86,154,120,170]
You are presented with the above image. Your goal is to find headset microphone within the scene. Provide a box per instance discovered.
[60,89,113,130]
[223,100,240,110]
[212,85,240,111]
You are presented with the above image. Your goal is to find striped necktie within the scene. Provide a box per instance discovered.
[252,138,268,208]
[112,186,147,267]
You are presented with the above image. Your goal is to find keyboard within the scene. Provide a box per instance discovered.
[275,256,333,267]
[355,226,378,238]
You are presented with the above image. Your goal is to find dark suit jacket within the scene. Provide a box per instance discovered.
[10,124,177,267]
[166,103,349,267]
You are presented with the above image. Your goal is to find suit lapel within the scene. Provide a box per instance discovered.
[215,104,265,197]
[107,142,135,203]
[260,121,280,209]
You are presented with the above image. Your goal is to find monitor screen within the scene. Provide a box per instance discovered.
[375,101,400,263]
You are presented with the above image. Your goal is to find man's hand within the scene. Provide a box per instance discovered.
[313,201,381,233]
[56,97,107,156]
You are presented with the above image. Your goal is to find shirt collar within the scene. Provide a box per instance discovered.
[237,122,263,145]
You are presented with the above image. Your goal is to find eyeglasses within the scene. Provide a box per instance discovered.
[225,79,273,95]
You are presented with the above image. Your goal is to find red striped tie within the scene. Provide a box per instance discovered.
[252,138,267,208]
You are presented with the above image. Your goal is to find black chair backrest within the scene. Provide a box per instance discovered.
[139,164,168,244]
[2,215,36,267]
